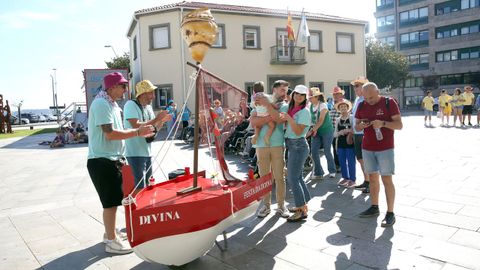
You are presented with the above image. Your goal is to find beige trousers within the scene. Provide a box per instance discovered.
[256,146,286,208]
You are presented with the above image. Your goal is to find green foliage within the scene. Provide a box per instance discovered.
[105,52,130,71]
[366,38,409,90]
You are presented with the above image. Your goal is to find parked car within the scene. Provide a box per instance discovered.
[38,115,47,122]
[20,113,40,123]
[9,115,30,125]
[43,114,56,121]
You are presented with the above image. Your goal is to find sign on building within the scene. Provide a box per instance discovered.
[83,69,130,112]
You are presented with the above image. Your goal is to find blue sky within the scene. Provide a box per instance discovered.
[0,0,375,110]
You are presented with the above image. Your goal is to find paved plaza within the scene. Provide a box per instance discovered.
[0,115,479,270]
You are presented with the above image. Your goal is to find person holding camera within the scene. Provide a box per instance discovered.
[124,80,171,191]
[87,73,155,254]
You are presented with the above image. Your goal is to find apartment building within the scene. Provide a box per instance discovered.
[375,0,480,108]
[126,1,367,110]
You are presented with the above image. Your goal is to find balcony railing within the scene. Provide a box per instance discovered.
[270,46,306,65]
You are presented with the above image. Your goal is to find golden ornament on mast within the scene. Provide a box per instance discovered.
[181,8,218,63]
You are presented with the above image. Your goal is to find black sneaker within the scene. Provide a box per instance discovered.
[468,122,473,126]
[358,206,379,218]
[362,186,370,194]
[381,213,396,227]
[355,182,369,189]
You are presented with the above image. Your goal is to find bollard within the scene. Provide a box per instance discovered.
[30,126,34,130]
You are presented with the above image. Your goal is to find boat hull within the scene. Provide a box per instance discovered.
[122,166,272,265]
[132,201,259,265]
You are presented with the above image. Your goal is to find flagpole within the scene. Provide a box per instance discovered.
[294,8,304,47]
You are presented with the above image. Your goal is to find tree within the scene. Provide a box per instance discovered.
[366,38,409,90]
[105,52,130,71]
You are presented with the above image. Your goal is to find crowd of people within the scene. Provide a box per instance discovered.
[422,85,480,127]
[251,77,403,227]
[86,72,404,255]
[40,122,88,148]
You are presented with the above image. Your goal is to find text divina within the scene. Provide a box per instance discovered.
[139,211,180,225]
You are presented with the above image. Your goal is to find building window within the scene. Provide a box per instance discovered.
[400,30,428,49]
[377,0,394,7]
[154,84,173,109]
[149,24,170,50]
[434,0,478,15]
[404,77,423,87]
[377,15,395,31]
[436,20,480,39]
[212,24,226,48]
[379,36,396,47]
[400,7,428,27]
[243,26,261,49]
[336,33,354,53]
[309,82,324,91]
[308,31,323,52]
[437,47,480,62]
[133,36,138,60]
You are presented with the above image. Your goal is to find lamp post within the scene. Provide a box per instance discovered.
[104,45,118,58]
[51,68,60,123]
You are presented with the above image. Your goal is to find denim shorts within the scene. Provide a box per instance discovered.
[362,149,395,176]
[424,109,433,117]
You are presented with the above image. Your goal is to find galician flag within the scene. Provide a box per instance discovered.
[299,12,310,42]
[286,11,295,41]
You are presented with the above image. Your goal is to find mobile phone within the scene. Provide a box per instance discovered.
[360,119,370,125]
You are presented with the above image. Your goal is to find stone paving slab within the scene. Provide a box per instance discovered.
[1,115,480,269]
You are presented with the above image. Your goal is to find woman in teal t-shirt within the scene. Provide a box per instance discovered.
[281,85,311,222]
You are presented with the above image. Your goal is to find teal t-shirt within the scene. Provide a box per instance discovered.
[87,98,124,160]
[123,100,155,157]
[253,103,288,148]
[285,107,311,139]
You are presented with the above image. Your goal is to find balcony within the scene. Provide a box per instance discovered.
[400,17,428,28]
[400,40,429,50]
[399,0,425,6]
[270,46,306,65]
[376,3,394,11]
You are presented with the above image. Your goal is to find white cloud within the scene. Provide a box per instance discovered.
[0,11,58,29]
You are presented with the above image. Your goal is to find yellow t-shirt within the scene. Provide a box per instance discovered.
[462,92,474,106]
[451,95,464,107]
[438,94,452,107]
[422,96,434,111]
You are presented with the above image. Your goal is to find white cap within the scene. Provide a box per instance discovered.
[292,85,309,98]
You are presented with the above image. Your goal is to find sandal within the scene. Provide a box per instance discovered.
[287,206,298,213]
[287,210,307,222]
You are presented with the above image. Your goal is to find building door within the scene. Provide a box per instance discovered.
[277,31,290,60]
[338,83,354,101]
[155,85,173,109]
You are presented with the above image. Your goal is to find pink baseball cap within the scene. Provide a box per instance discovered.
[104,72,128,90]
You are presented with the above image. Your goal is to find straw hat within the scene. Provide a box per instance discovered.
[350,76,369,86]
[334,99,352,112]
[135,80,157,98]
[309,87,322,97]
[464,85,473,91]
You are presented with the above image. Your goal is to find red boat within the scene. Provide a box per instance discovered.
[121,63,273,265]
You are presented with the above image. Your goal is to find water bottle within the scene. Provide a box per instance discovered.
[374,128,383,141]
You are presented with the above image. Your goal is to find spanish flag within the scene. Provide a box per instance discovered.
[286,11,295,41]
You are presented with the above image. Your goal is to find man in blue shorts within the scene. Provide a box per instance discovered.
[354,82,403,227]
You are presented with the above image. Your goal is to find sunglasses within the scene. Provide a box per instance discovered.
[118,84,127,89]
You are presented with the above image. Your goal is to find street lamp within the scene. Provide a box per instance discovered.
[104,45,118,58]
[51,68,60,123]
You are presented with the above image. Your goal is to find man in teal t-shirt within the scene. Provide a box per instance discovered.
[87,72,155,255]
[124,80,170,189]
[250,80,290,218]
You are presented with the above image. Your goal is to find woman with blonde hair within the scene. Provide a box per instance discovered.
[451,88,465,127]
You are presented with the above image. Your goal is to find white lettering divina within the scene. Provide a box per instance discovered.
[243,179,273,199]
[139,211,180,225]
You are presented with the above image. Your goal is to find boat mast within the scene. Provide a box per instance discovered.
[177,62,202,195]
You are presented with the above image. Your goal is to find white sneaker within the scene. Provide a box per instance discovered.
[328,173,336,178]
[276,206,290,218]
[103,228,128,243]
[105,237,133,254]
[310,174,324,180]
[257,205,271,218]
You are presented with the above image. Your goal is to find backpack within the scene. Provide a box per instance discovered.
[357,97,391,113]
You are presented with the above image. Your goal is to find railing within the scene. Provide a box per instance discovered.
[56,102,87,126]
[270,45,306,65]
